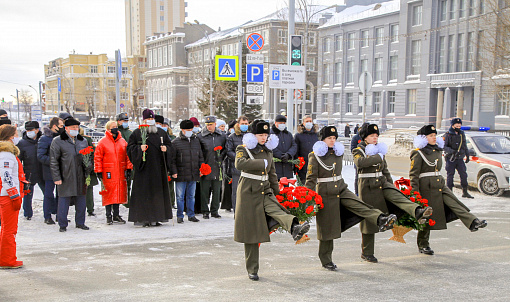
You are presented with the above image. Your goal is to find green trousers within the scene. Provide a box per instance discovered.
[417,193,477,248]
[243,197,296,274]
[200,179,222,215]
[361,189,419,256]
[319,240,334,265]
[86,185,94,214]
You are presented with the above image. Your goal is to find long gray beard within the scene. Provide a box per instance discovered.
[147,125,158,133]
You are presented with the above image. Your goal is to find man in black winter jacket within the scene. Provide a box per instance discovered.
[294,116,318,184]
[271,115,297,179]
[37,117,64,224]
[18,121,44,220]
[443,118,473,198]
[225,116,249,212]
[171,120,204,223]
[197,116,227,219]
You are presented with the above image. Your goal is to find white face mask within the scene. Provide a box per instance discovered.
[277,124,286,131]
[27,131,37,139]
[304,122,313,130]
[184,130,193,138]
[193,127,201,133]
[12,137,20,145]
[146,119,156,126]
[69,130,79,137]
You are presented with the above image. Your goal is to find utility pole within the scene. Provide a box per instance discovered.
[287,0,295,133]
[16,89,19,125]
[237,41,242,117]
[115,49,121,115]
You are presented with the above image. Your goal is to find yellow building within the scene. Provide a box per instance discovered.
[44,53,146,118]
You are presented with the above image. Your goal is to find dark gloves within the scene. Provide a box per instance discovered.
[97,172,103,182]
[125,169,132,180]
[465,156,470,163]
[281,153,290,163]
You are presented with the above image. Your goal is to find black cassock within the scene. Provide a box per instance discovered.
[127,127,173,223]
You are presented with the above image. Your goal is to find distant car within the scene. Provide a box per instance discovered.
[80,125,105,140]
[442,131,510,196]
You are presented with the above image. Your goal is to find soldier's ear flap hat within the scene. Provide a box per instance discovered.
[319,126,338,141]
[359,123,379,140]
[451,117,462,125]
[249,119,270,135]
[417,125,437,136]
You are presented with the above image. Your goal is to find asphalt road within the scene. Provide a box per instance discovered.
[385,155,411,179]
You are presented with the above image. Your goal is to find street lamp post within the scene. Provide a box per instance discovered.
[189,21,214,116]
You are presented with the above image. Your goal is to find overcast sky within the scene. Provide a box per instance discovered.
[0,0,340,103]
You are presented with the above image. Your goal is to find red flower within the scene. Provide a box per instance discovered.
[99,190,107,196]
[305,205,314,214]
[410,197,415,202]
[79,146,94,156]
[428,219,436,226]
[421,198,428,204]
[276,195,284,202]
[199,163,212,175]
[214,146,223,151]
[139,124,149,128]
[167,176,172,182]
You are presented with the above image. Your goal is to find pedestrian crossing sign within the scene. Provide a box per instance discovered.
[215,55,238,81]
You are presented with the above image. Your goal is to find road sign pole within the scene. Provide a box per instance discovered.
[238,41,242,117]
[287,0,295,132]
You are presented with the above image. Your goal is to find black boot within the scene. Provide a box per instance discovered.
[291,220,310,241]
[462,187,474,199]
[107,216,113,225]
[113,215,126,224]
[377,214,397,232]
[415,206,433,224]
[419,247,434,255]
[469,219,487,232]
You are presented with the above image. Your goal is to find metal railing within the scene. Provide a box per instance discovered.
[394,132,414,149]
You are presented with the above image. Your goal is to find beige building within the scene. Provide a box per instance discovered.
[126,0,187,56]
[44,53,145,119]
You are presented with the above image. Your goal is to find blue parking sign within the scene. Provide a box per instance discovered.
[247,64,264,83]
[272,70,280,81]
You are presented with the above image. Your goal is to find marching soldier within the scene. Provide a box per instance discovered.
[305,126,397,271]
[410,125,487,255]
[234,120,310,281]
[353,123,433,263]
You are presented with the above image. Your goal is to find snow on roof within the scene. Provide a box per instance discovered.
[144,32,186,45]
[319,0,400,29]
[243,5,339,28]
[186,23,247,48]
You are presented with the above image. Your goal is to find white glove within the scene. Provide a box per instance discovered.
[264,159,268,168]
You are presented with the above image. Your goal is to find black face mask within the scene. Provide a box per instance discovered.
[57,127,65,134]
[454,127,461,133]
[111,128,119,135]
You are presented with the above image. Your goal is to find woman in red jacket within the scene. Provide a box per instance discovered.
[0,124,27,269]
[94,121,133,225]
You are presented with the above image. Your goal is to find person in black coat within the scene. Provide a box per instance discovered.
[18,121,44,220]
[344,123,351,137]
[354,124,360,134]
[443,118,473,198]
[294,115,318,184]
[220,120,237,212]
[171,119,204,223]
[270,115,297,180]
[37,117,64,225]
[350,123,368,196]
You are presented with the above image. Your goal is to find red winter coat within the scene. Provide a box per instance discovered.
[94,131,133,206]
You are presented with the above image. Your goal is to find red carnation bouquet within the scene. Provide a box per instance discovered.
[394,177,435,231]
[139,124,149,161]
[295,157,306,170]
[200,163,212,176]
[79,146,94,186]
[214,146,223,181]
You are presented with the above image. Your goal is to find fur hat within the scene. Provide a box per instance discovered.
[0,119,12,126]
[142,109,154,120]
[0,109,7,116]
[359,123,380,140]
[24,121,40,130]
[228,120,237,130]
[417,125,437,136]
[319,126,338,141]
[155,115,165,124]
[59,112,73,121]
[64,118,80,127]
[451,118,462,125]
[180,120,194,130]
[249,119,270,135]
[275,114,287,122]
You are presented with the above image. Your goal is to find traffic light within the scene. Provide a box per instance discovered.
[290,35,302,66]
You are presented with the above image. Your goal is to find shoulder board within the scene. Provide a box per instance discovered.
[242,144,246,147]
[311,151,314,154]
[414,148,420,151]
[355,147,361,150]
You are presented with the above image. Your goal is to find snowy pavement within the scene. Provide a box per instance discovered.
[1,166,509,301]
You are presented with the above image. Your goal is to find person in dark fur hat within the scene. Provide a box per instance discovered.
[305,125,397,271]
[234,119,310,281]
[353,123,433,263]
[411,125,487,255]
[294,115,319,184]
[270,115,297,179]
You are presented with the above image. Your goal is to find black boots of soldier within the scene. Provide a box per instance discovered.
[419,247,435,255]
[470,218,487,232]
[462,187,474,199]
[322,262,337,271]
[415,206,433,224]
[291,220,310,241]
[377,214,397,232]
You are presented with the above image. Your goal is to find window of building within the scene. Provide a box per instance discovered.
[361,30,369,47]
[477,30,485,69]
[335,35,342,51]
[459,0,466,18]
[309,32,316,46]
[122,66,128,74]
[334,93,341,113]
[411,40,421,75]
[121,92,129,100]
[346,93,353,113]
[158,48,163,67]
[90,65,98,73]
[204,48,209,61]
[407,89,417,114]
[160,5,164,11]
[450,0,457,19]
[361,59,368,72]
[448,35,455,72]
[375,27,384,45]
[457,33,465,72]
[334,62,342,84]
[388,91,396,113]
[153,49,158,67]
[121,80,128,87]
[390,55,398,80]
[373,92,381,113]
[278,29,288,44]
[413,5,423,26]
[347,32,355,49]
[322,94,328,112]
[390,24,399,42]
[322,38,329,53]
[497,87,510,116]
[469,0,475,16]
[467,32,475,71]
[107,66,115,74]
[347,61,354,83]
[148,51,152,68]
[108,79,115,87]
[322,64,329,85]
[439,36,446,73]
[160,16,164,22]
[375,58,383,81]
[222,45,227,55]
[480,0,485,14]
[168,45,173,65]
[307,57,315,71]
[163,46,168,66]
[440,0,447,21]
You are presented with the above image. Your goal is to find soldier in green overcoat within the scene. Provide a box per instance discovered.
[305,126,397,271]
[410,125,487,255]
[353,123,433,263]
[234,120,310,281]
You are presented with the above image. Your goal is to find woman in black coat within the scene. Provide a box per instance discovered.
[294,116,318,184]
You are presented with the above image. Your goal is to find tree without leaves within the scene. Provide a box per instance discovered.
[18,89,34,121]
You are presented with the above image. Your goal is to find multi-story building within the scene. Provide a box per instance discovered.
[144,24,212,122]
[126,0,187,57]
[44,53,140,119]
[317,0,509,130]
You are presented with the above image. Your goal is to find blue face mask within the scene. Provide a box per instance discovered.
[193,127,201,133]
[162,127,168,132]
[184,130,193,138]
[240,125,249,132]
[69,130,79,137]
[230,129,235,134]
[277,124,286,131]
[122,122,129,128]
[156,124,162,129]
